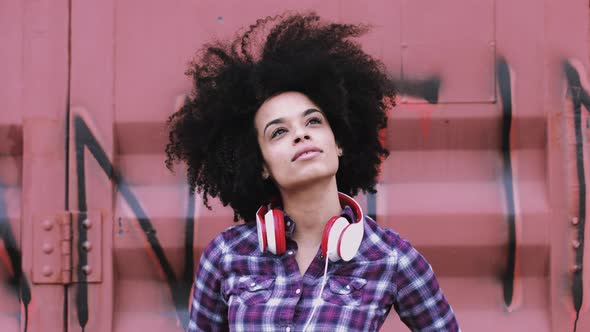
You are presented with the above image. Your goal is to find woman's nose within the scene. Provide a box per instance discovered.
[294,134,311,144]
[293,126,311,143]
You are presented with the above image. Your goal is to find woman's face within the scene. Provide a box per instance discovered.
[255,91,341,192]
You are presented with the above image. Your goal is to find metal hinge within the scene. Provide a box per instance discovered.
[33,211,102,284]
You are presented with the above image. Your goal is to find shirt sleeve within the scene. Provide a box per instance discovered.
[392,235,460,331]
[187,233,229,332]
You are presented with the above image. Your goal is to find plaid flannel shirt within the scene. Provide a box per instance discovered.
[188,207,459,331]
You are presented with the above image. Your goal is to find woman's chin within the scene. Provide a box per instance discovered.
[277,170,337,191]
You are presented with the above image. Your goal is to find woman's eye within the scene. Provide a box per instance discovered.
[271,128,286,139]
[307,117,322,125]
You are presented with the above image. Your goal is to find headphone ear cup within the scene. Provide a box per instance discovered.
[321,217,349,261]
[337,222,364,261]
[264,209,278,254]
[264,209,287,255]
[321,216,339,259]
[272,209,287,255]
[256,212,268,253]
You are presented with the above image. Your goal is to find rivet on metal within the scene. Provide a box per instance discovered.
[571,264,582,273]
[42,219,54,231]
[82,219,92,229]
[572,217,579,225]
[42,266,53,277]
[82,241,92,252]
[42,243,54,254]
[82,265,92,275]
[572,240,581,249]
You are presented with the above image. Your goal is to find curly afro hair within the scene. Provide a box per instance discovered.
[165,11,395,222]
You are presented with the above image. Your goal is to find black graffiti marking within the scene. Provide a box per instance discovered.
[563,61,588,332]
[184,189,195,296]
[73,115,192,330]
[393,76,441,104]
[0,183,31,332]
[564,63,590,110]
[496,57,517,309]
[396,63,519,311]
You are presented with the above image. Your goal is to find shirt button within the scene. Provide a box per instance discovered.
[287,221,291,226]
[295,288,301,294]
[288,250,294,255]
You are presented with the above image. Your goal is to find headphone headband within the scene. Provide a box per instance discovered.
[336,192,364,224]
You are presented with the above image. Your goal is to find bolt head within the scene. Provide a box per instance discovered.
[82,265,92,275]
[82,241,92,252]
[42,266,53,277]
[42,243,54,254]
[42,219,54,231]
[82,219,92,229]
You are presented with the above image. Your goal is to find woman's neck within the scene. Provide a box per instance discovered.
[280,178,342,248]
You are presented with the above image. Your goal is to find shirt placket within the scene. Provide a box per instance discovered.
[280,214,342,330]
[278,241,303,331]
[296,249,335,330]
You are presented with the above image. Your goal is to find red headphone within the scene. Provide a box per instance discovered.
[255,192,364,262]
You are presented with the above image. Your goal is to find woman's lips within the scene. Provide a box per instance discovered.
[294,150,321,161]
[292,147,322,161]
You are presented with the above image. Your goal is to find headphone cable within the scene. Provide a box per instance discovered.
[302,255,330,332]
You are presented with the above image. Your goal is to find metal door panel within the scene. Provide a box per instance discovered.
[340,0,403,80]
[401,0,495,103]
[114,0,341,123]
[1,0,71,331]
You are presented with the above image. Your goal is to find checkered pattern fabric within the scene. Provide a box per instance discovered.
[188,207,459,331]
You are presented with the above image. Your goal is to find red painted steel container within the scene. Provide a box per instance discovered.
[1,0,589,331]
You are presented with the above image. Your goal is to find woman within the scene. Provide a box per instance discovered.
[166,12,459,332]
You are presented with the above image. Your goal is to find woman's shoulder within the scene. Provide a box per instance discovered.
[202,221,260,256]
[358,216,418,260]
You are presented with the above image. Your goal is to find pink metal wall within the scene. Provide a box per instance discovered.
[1,0,589,331]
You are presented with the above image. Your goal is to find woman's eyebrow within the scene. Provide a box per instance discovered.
[263,118,284,136]
[302,108,321,117]
[263,108,322,136]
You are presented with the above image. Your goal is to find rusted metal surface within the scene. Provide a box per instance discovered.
[1,0,589,331]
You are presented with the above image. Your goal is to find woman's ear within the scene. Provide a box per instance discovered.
[261,164,270,180]
[337,146,343,157]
